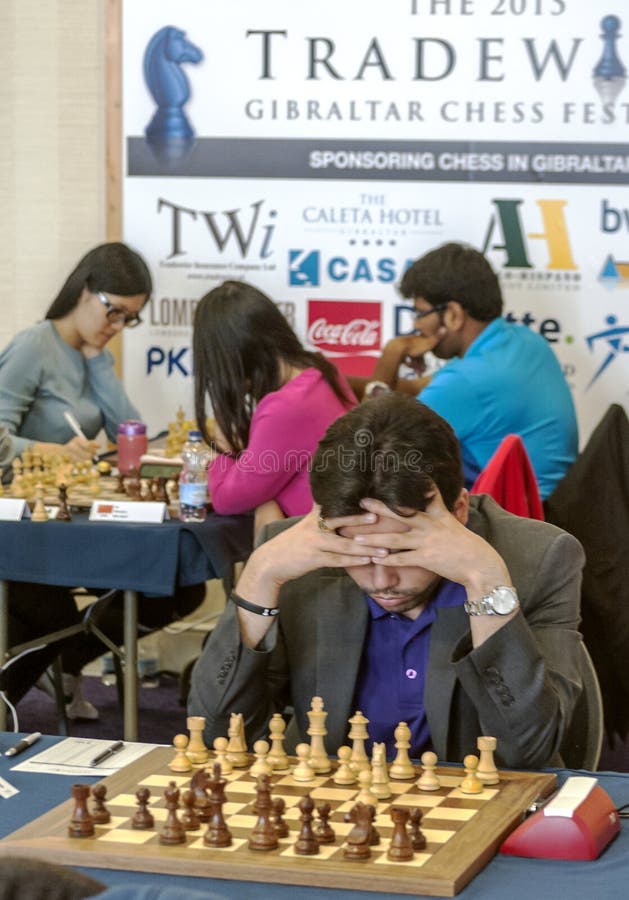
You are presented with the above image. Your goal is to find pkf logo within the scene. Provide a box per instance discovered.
[482,199,577,271]
[307,300,381,377]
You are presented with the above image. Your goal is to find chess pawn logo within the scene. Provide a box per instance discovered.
[592,15,627,106]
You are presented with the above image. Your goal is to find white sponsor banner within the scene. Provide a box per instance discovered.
[120,1,629,444]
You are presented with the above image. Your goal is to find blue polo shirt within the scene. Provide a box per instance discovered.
[352,580,466,760]
[418,318,578,499]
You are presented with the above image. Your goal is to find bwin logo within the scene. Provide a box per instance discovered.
[144,26,203,142]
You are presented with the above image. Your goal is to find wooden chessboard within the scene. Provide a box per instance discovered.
[0,747,556,897]
[39,476,179,516]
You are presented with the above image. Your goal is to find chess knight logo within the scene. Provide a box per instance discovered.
[143,26,204,144]
[592,15,626,107]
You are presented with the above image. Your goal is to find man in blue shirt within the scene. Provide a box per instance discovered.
[189,395,584,768]
[370,242,578,498]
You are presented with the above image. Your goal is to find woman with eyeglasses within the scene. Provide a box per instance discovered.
[0,242,149,467]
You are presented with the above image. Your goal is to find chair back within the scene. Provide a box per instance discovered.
[471,434,544,520]
[560,642,603,771]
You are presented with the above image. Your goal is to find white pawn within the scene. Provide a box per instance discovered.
[250,739,273,777]
[333,746,356,785]
[267,713,289,771]
[356,768,378,807]
[292,743,315,782]
[169,733,192,773]
[460,755,484,794]
[389,722,415,780]
[213,736,233,775]
[417,750,441,791]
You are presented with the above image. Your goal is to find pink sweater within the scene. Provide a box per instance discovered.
[208,368,355,516]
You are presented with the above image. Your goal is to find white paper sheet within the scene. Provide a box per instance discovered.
[10,737,160,776]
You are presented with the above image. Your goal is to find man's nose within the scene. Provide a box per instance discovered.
[371,563,398,591]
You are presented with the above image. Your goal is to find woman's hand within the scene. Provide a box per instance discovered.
[34,436,100,463]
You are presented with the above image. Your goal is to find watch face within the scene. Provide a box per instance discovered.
[491,586,518,615]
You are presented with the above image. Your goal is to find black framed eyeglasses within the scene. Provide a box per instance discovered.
[96,291,142,328]
[414,303,448,323]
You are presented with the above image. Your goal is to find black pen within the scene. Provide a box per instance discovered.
[89,741,124,767]
[4,731,42,757]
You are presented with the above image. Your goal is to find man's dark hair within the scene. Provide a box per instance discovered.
[399,242,502,321]
[310,395,463,517]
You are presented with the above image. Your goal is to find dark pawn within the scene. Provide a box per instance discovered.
[132,787,154,830]
[180,789,201,830]
[387,806,414,862]
[315,802,336,843]
[159,781,186,845]
[91,784,110,825]
[56,483,72,521]
[68,784,95,838]
[249,774,278,851]
[271,797,289,838]
[410,807,426,851]
[294,794,319,856]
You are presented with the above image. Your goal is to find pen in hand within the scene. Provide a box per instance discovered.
[4,731,42,757]
[63,410,99,463]
[89,741,125,767]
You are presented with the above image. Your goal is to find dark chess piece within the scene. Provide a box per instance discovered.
[343,802,376,860]
[68,784,95,838]
[56,483,72,521]
[249,774,279,851]
[155,476,169,503]
[91,784,110,825]
[203,762,232,848]
[159,781,186,845]
[116,472,126,493]
[131,786,154,830]
[410,807,426,851]
[315,802,336,843]
[271,797,289,838]
[190,767,212,823]
[180,789,200,831]
[387,806,414,862]
[294,794,319,856]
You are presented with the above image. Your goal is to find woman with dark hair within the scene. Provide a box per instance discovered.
[0,242,151,465]
[193,280,356,522]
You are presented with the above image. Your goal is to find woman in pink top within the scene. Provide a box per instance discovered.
[193,281,356,523]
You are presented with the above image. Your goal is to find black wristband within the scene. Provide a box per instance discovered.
[231,591,279,617]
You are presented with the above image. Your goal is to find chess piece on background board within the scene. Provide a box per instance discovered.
[417,750,441,791]
[387,807,414,862]
[477,736,500,784]
[31,482,48,522]
[333,745,356,785]
[131,786,154,829]
[307,696,331,773]
[389,722,414,779]
[294,794,319,855]
[348,710,370,773]
[248,775,279,851]
[186,716,209,765]
[159,782,186,845]
[91,784,110,825]
[169,733,193,773]
[56,483,72,521]
[68,784,95,838]
[267,713,289,770]
[460,755,484,794]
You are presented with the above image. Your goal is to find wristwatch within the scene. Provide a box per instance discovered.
[464,585,519,616]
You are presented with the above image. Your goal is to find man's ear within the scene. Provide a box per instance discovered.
[443,301,466,331]
[453,488,469,525]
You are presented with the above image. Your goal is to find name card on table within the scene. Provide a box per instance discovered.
[0,498,31,521]
[89,500,169,523]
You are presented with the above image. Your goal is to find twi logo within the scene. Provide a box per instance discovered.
[585,315,629,389]
[482,199,577,271]
[599,254,629,287]
[289,250,405,287]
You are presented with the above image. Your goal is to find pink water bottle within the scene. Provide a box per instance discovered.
[117,420,148,475]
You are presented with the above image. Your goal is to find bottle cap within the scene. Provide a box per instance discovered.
[118,420,147,435]
[187,430,202,440]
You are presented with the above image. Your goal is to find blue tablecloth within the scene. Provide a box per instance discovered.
[1,734,628,900]
[0,512,253,595]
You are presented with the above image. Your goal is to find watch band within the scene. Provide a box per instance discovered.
[464,585,519,616]
[231,591,279,617]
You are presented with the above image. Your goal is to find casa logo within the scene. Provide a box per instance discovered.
[306,300,381,377]
[481,199,580,283]
[599,254,629,288]
[289,250,403,287]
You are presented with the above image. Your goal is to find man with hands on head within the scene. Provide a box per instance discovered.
[189,394,585,769]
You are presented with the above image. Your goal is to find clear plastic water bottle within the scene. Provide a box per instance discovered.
[179,430,211,522]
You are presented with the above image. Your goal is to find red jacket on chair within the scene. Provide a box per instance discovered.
[471,434,544,520]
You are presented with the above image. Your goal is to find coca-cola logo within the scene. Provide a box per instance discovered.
[307,317,380,348]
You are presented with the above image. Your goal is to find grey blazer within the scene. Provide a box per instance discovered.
[189,495,584,768]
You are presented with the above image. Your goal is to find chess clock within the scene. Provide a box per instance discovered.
[139,461,182,480]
